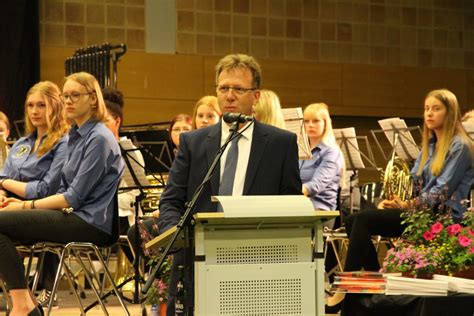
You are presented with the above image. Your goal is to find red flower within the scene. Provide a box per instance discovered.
[430,222,443,234]
[447,224,462,236]
[470,246,474,254]
[458,235,472,247]
[468,229,474,237]
[423,231,435,241]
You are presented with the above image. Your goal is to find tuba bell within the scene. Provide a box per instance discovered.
[381,156,413,202]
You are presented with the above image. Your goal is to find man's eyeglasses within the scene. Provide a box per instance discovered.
[215,85,256,96]
[60,92,93,103]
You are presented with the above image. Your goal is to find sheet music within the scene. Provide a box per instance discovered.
[211,195,315,217]
[281,107,312,160]
[462,121,474,140]
[378,117,420,161]
[334,127,365,170]
[119,138,149,187]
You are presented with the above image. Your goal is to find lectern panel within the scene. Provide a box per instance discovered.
[203,263,316,315]
[203,228,312,264]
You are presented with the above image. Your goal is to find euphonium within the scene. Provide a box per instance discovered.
[381,156,413,202]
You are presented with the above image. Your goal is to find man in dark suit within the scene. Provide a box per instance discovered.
[157,54,302,315]
[158,53,302,232]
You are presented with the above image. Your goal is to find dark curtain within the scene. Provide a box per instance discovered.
[0,0,40,139]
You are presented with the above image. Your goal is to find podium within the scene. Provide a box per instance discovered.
[193,210,337,315]
[146,196,338,315]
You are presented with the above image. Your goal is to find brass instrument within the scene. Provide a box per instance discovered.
[381,156,413,202]
[140,174,167,213]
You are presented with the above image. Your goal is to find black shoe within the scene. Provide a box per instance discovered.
[325,299,343,314]
[28,305,44,316]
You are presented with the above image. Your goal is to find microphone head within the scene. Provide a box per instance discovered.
[223,112,253,123]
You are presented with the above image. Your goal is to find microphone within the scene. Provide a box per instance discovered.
[223,112,254,124]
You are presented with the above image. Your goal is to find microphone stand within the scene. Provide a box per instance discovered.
[142,121,241,313]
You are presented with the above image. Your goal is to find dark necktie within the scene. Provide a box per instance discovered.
[219,134,241,196]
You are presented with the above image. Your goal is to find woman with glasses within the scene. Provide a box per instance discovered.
[169,113,192,154]
[192,96,221,130]
[0,81,68,203]
[0,72,123,315]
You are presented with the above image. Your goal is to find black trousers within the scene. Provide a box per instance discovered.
[0,209,111,290]
[343,208,405,272]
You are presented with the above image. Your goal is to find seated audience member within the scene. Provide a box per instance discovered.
[0,81,68,201]
[192,96,221,129]
[326,89,474,313]
[299,103,344,212]
[168,114,192,155]
[253,89,286,129]
[0,72,123,316]
[0,82,69,307]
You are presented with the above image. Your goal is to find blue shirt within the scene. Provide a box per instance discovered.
[0,132,68,199]
[299,142,343,210]
[411,135,474,220]
[58,120,124,235]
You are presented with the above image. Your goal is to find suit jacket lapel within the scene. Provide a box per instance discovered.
[205,123,221,195]
[243,121,268,194]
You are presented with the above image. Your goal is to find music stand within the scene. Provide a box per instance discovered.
[281,107,312,160]
[121,128,174,186]
[84,138,151,312]
[371,118,422,163]
[334,128,378,216]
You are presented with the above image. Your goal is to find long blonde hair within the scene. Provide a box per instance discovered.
[304,103,346,187]
[192,96,221,129]
[24,81,69,157]
[64,72,106,123]
[417,89,472,176]
[253,89,286,129]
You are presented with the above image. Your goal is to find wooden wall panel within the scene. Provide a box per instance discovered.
[40,46,474,125]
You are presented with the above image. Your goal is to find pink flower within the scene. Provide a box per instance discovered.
[468,229,474,237]
[458,235,472,247]
[447,224,462,236]
[423,231,435,241]
[470,246,474,254]
[430,222,443,234]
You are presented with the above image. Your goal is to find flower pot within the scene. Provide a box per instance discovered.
[160,303,167,316]
[401,271,433,279]
[150,303,167,316]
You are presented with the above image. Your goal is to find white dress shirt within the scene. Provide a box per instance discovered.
[219,120,254,196]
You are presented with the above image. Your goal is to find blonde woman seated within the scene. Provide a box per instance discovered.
[299,103,344,212]
[326,89,474,313]
[253,89,286,129]
[192,96,221,129]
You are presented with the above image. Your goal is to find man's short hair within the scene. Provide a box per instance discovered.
[215,54,262,89]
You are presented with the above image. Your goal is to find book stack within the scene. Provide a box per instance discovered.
[385,275,449,296]
[330,271,386,294]
[433,274,474,294]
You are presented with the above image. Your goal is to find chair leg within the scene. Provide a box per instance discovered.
[0,278,11,315]
[91,246,130,316]
[73,249,110,316]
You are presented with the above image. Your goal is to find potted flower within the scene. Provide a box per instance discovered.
[145,255,173,316]
[382,194,474,278]
[137,219,173,315]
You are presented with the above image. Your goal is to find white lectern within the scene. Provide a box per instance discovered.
[146,196,338,315]
[195,196,338,316]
